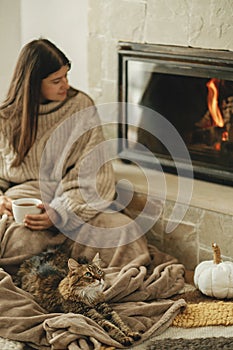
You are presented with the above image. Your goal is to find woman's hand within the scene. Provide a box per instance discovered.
[23,203,61,230]
[0,195,13,216]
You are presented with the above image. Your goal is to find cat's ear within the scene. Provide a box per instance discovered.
[92,252,101,268]
[68,258,80,271]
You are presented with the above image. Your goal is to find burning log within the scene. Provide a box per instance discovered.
[195,110,213,129]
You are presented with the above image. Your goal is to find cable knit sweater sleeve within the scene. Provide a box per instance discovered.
[0,90,116,231]
[46,108,116,231]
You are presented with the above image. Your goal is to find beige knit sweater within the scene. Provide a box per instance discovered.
[0,89,116,231]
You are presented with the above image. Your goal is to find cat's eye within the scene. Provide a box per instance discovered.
[84,272,92,277]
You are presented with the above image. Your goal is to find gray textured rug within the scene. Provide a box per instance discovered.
[147,337,233,349]
[0,338,35,350]
[0,337,24,350]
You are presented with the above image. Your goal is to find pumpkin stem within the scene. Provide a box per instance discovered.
[212,243,222,264]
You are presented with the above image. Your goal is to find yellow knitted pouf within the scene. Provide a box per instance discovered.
[172,301,233,327]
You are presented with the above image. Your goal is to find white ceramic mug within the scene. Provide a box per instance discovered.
[12,198,42,223]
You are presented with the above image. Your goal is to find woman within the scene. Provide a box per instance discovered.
[0,38,185,350]
[0,38,150,273]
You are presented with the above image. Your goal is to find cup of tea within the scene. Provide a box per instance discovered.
[12,198,42,223]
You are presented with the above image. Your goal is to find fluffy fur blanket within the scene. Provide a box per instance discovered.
[0,213,186,349]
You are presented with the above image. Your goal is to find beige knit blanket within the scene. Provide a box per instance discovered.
[0,213,186,349]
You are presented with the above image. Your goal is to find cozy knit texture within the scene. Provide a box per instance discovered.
[172,301,233,327]
[0,89,116,231]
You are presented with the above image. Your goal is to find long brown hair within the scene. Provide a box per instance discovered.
[0,38,71,166]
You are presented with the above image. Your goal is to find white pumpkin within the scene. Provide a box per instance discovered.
[194,243,233,299]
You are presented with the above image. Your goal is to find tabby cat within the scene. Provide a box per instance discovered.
[16,247,141,346]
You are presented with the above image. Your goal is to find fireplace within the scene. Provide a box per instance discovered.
[118,42,233,186]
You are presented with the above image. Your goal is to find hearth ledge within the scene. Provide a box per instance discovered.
[113,160,233,216]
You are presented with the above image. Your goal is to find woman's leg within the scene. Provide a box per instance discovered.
[70,211,151,268]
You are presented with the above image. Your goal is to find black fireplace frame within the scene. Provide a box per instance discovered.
[117,41,233,186]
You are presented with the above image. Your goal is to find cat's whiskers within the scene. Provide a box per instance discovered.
[72,278,105,306]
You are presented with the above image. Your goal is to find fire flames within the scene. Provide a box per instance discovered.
[207,78,228,145]
[206,78,224,128]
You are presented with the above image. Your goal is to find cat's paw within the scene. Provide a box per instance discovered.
[121,336,134,346]
[127,331,141,341]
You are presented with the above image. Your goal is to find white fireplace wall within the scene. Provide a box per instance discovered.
[88,0,233,270]
[88,0,233,105]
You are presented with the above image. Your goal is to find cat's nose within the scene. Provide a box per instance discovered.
[96,275,103,281]
[100,278,104,286]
